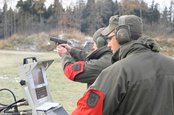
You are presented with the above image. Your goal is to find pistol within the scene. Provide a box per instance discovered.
[50,37,67,45]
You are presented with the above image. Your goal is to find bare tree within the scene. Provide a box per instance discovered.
[169,1,174,30]
[3,0,7,38]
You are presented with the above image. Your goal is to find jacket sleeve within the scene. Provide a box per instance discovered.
[69,48,88,61]
[61,51,86,81]
[74,54,112,84]
[61,48,87,69]
[72,88,104,115]
[63,52,111,84]
[71,63,127,115]
[62,52,76,69]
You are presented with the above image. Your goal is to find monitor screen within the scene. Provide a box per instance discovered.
[32,67,48,100]
[32,68,45,86]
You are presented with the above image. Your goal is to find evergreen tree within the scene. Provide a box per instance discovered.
[73,0,86,29]
[7,8,14,36]
[16,0,33,34]
[161,7,169,26]
[169,1,174,23]
[152,3,160,23]
[113,0,119,15]
[44,4,53,19]
[101,0,115,25]
[53,0,64,29]
[169,1,174,31]
[81,0,95,34]
[94,0,105,30]
[3,0,8,38]
[33,0,46,24]
[146,0,160,25]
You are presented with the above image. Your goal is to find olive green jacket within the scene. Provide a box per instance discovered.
[91,36,174,115]
[62,46,112,87]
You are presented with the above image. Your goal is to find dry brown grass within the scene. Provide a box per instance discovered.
[0,34,18,49]
[1,29,174,57]
[48,28,86,42]
[154,37,174,56]
[0,33,51,51]
[0,28,87,51]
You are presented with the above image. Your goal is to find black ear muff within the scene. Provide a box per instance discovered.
[116,25,131,45]
[96,36,107,48]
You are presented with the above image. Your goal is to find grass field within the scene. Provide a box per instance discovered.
[0,50,86,114]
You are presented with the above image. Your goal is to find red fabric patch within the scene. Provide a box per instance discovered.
[64,61,85,81]
[71,89,104,115]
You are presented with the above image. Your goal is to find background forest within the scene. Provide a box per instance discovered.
[0,0,174,54]
[1,0,174,37]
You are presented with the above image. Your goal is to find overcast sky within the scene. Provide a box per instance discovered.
[0,0,172,12]
[37,0,171,10]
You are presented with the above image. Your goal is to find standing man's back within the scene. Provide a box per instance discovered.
[99,37,174,115]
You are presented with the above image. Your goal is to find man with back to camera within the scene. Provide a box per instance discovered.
[56,27,113,88]
[71,15,174,115]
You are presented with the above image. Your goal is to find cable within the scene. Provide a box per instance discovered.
[0,88,18,112]
[0,88,17,103]
[0,103,7,107]
[0,88,30,114]
[1,98,26,113]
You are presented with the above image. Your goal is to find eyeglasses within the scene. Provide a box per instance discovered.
[107,35,115,40]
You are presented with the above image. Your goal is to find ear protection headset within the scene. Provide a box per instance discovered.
[115,16,131,45]
[96,35,107,48]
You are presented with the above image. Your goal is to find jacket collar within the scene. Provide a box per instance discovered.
[112,36,160,63]
[86,46,112,60]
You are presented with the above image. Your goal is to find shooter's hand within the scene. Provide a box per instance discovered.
[56,45,68,57]
[58,44,72,51]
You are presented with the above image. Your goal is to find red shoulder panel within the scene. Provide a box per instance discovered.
[64,61,85,81]
[71,88,104,115]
